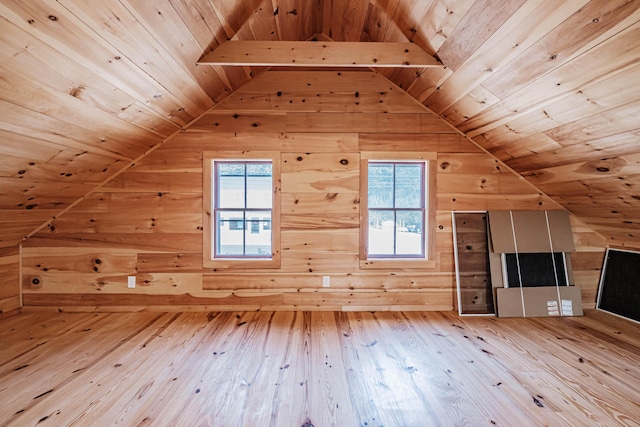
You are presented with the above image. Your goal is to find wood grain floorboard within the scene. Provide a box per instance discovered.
[0,310,638,426]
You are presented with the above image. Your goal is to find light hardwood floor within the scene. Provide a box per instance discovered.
[0,309,638,426]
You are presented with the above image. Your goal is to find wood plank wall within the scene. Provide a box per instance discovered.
[0,246,21,315]
[20,70,607,312]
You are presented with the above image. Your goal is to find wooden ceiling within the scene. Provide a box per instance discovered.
[1,0,639,248]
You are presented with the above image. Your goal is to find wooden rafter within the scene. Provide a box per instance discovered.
[197,41,443,68]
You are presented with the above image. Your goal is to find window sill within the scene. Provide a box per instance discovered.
[204,256,281,270]
[359,258,437,270]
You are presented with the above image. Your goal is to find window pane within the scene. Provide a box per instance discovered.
[216,211,244,256]
[218,163,245,208]
[395,164,422,208]
[247,164,272,209]
[368,210,395,255]
[396,210,423,255]
[245,211,272,256]
[368,163,394,208]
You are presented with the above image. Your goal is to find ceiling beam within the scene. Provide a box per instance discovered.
[197,41,443,68]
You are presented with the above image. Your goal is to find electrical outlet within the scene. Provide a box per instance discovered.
[322,276,330,287]
[128,276,136,288]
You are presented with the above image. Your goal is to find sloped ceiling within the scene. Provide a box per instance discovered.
[0,0,639,248]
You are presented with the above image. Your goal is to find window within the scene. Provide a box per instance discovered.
[368,162,425,257]
[360,152,436,269]
[203,152,280,269]
[215,161,272,257]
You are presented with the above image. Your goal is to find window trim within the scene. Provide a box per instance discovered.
[359,151,437,270]
[367,161,426,258]
[213,160,272,259]
[203,151,281,269]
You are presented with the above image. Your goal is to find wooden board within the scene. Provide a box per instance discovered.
[0,247,20,312]
[198,41,444,67]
